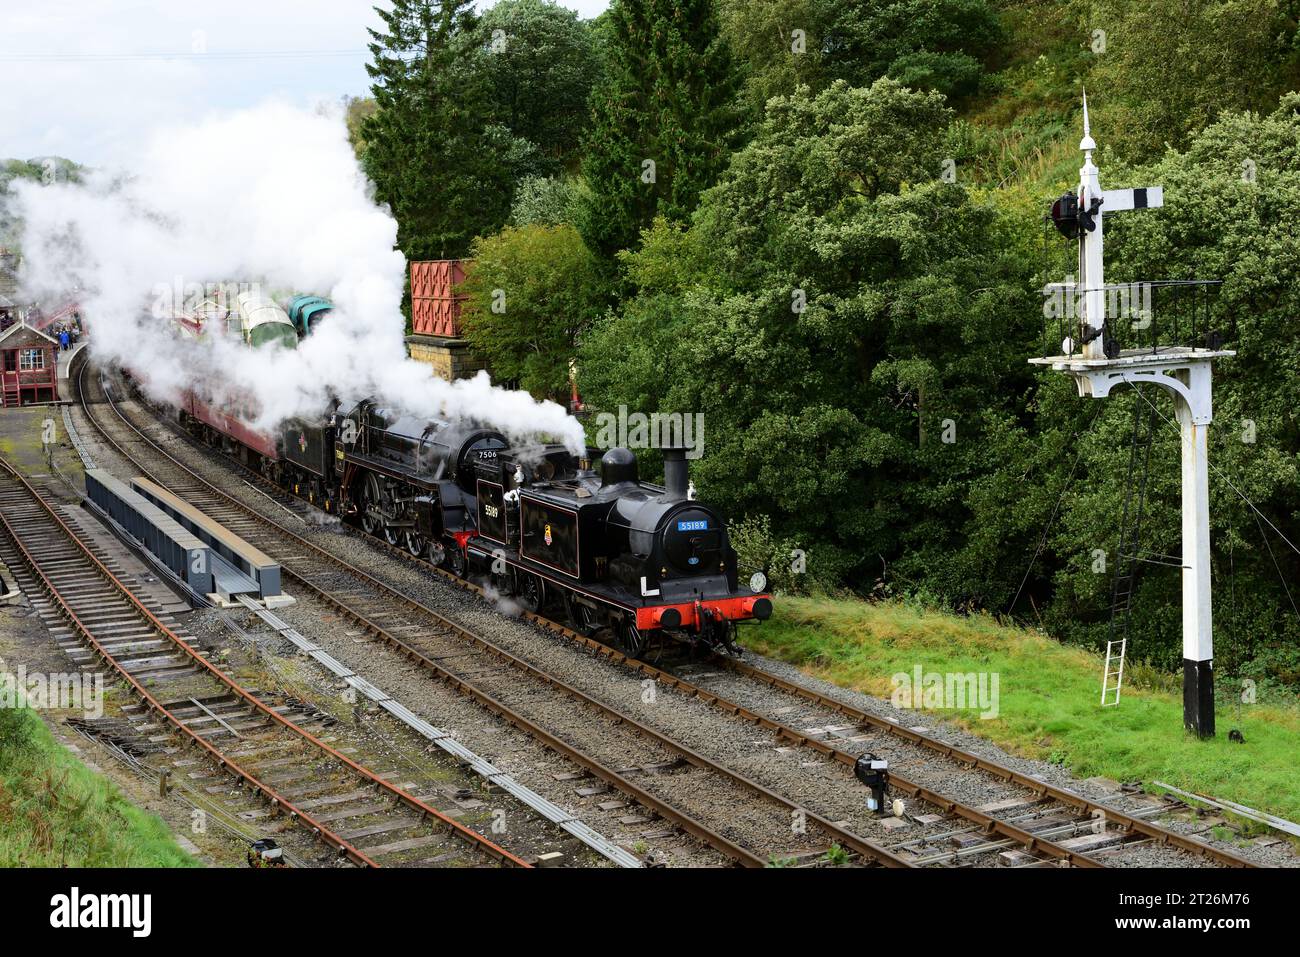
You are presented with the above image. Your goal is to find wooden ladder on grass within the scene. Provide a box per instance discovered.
[1101,639,1127,706]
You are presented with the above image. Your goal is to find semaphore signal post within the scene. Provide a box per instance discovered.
[1031,95,1233,739]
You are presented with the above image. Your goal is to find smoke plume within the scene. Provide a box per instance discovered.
[8,101,584,451]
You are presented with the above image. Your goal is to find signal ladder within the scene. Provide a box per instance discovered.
[1102,385,1162,706]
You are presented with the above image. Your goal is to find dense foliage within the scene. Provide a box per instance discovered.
[459,223,604,400]
[362,0,515,258]
[581,79,1042,591]
[470,0,602,175]
[360,0,1300,687]
[721,0,1001,112]
[1085,0,1300,160]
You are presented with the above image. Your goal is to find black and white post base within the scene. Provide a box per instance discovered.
[1183,658,1215,739]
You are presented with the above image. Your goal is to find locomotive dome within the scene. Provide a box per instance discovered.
[599,447,638,486]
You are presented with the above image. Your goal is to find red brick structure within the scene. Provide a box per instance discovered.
[0,321,59,406]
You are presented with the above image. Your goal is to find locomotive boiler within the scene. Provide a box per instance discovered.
[329,398,507,569]
[462,445,771,656]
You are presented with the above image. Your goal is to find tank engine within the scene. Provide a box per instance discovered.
[462,445,771,656]
[177,389,771,658]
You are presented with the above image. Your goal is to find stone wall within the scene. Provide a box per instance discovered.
[405,334,488,382]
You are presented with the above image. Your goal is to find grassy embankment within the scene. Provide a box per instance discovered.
[743,595,1300,827]
[0,702,196,867]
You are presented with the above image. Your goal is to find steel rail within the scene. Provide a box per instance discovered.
[713,654,1258,867]
[0,458,529,869]
[306,437,1259,869]
[232,594,645,869]
[427,585,1115,867]
[85,369,910,868]
[224,459,1122,868]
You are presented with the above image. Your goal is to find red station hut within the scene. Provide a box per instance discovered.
[0,320,59,407]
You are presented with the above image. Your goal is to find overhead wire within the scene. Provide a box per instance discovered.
[0,49,367,63]
[1006,404,1104,616]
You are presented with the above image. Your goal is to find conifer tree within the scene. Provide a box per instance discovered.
[362,0,514,258]
[579,0,741,262]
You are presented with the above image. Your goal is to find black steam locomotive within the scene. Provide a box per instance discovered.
[272,398,771,657]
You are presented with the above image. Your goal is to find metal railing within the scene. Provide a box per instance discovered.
[1039,278,1224,359]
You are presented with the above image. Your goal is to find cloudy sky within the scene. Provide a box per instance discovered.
[3,0,608,167]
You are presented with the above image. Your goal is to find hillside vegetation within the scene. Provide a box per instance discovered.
[0,703,195,867]
[310,1,1300,692]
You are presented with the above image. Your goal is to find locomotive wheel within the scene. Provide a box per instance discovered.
[360,473,381,536]
[446,542,467,578]
[619,617,647,658]
[564,594,600,636]
[428,541,446,567]
[404,530,426,558]
[516,572,542,613]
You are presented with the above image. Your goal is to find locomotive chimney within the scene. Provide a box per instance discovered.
[662,447,688,502]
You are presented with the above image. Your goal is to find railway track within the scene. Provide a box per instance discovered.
[377,574,1254,868]
[84,365,1257,868]
[0,457,528,869]
[272,447,1257,868]
[80,366,912,867]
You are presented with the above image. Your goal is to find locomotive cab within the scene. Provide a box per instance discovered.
[334,398,507,559]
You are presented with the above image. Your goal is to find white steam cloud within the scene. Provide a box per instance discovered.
[8,101,584,451]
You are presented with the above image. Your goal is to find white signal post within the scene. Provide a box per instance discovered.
[1031,95,1232,738]
[1077,96,1105,360]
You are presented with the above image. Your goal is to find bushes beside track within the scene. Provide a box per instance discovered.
[0,703,196,867]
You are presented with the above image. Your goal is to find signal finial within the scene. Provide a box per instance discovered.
[1080,89,1096,154]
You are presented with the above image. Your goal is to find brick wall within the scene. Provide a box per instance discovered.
[406,334,488,382]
